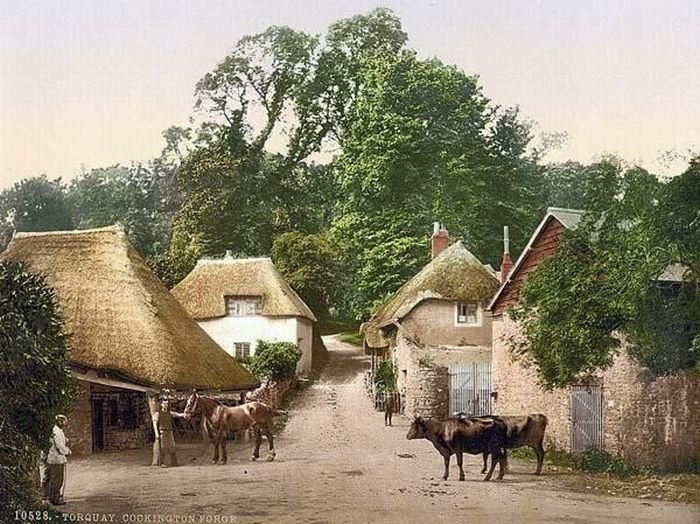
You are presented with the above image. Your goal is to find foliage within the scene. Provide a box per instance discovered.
[247,341,301,380]
[271,231,340,318]
[0,261,73,518]
[337,332,364,346]
[316,320,361,336]
[511,160,699,388]
[580,449,649,478]
[67,164,180,260]
[374,360,397,393]
[0,176,74,251]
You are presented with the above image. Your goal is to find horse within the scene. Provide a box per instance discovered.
[183,390,276,464]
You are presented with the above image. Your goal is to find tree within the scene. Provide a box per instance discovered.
[0,261,73,519]
[0,176,74,250]
[271,231,340,318]
[332,51,544,317]
[511,161,699,388]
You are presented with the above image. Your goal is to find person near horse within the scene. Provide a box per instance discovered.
[45,414,71,505]
[152,398,186,467]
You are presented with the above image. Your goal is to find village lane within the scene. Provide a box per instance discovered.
[62,336,698,524]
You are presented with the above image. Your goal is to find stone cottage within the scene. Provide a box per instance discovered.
[172,253,317,376]
[488,207,700,469]
[362,224,500,418]
[1,226,258,454]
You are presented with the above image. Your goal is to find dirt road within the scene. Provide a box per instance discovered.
[62,336,698,523]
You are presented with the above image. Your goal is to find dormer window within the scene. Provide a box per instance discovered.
[456,301,481,326]
[225,296,262,316]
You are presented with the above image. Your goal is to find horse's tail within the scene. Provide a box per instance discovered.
[253,401,285,416]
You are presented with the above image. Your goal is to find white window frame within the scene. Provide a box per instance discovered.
[233,342,251,358]
[225,296,262,317]
[455,301,482,327]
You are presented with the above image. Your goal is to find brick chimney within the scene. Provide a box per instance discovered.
[499,225,514,282]
[431,222,449,259]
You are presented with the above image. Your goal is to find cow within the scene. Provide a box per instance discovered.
[457,414,547,475]
[406,416,508,481]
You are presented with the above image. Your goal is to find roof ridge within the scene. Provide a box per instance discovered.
[197,256,272,266]
[546,206,585,214]
[13,224,124,238]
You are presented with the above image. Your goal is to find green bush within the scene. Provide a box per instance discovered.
[580,449,646,477]
[0,261,73,520]
[248,341,301,380]
[374,360,397,393]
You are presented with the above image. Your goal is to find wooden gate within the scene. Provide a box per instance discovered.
[570,384,603,452]
[448,362,492,416]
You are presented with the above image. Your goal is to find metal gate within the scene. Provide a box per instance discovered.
[570,384,603,452]
[448,362,492,416]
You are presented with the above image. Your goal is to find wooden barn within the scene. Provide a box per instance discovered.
[488,207,700,469]
[362,224,500,418]
[172,253,317,376]
[1,226,258,454]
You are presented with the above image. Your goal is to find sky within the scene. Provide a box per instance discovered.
[1,0,698,190]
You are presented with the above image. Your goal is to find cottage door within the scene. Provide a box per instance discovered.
[91,399,105,452]
[448,362,492,416]
[570,384,603,452]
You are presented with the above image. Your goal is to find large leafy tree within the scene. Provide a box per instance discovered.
[271,231,340,318]
[511,160,699,388]
[0,261,73,518]
[333,50,544,317]
[0,176,74,250]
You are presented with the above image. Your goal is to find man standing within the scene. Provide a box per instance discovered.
[152,398,186,467]
[45,414,70,505]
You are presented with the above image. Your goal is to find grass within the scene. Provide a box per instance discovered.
[317,319,360,336]
[337,332,364,346]
[510,446,651,478]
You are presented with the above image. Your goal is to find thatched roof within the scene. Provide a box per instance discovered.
[362,241,500,349]
[0,226,257,391]
[172,256,317,322]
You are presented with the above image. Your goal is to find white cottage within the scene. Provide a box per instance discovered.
[172,253,317,376]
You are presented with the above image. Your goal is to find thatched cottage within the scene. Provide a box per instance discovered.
[1,226,257,454]
[488,207,700,469]
[362,224,500,418]
[172,253,317,376]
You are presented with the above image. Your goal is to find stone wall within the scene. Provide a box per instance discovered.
[394,333,453,419]
[492,315,700,469]
[66,380,93,455]
[492,317,570,448]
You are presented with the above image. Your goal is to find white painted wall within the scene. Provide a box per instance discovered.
[197,315,314,376]
[198,316,297,356]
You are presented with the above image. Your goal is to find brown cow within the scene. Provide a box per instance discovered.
[464,414,547,475]
[406,416,508,481]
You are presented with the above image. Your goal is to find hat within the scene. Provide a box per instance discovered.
[56,414,67,422]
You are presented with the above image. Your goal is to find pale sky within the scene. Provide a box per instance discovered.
[1,0,698,190]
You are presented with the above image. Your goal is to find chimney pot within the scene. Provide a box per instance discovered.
[499,226,514,281]
[431,223,449,259]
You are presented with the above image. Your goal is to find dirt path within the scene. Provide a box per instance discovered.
[62,336,698,523]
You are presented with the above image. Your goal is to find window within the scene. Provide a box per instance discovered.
[233,342,251,358]
[225,296,262,316]
[456,301,480,325]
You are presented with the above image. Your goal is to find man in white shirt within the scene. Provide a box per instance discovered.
[45,414,71,505]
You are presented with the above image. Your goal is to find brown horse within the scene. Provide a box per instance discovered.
[183,390,276,464]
